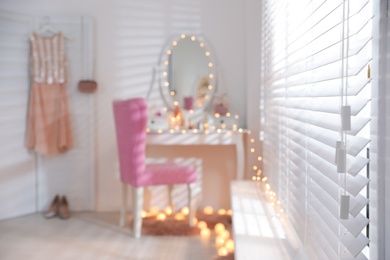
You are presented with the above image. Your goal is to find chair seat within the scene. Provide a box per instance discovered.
[135,163,197,187]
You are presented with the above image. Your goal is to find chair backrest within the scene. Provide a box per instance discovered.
[112,98,148,186]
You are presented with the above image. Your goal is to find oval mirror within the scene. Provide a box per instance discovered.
[158,34,217,112]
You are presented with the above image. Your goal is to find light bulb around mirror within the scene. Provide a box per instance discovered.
[156,34,217,113]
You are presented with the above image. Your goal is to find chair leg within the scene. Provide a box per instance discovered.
[133,187,144,238]
[187,183,199,227]
[168,184,174,212]
[119,183,128,228]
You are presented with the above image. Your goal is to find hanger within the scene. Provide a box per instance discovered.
[24,16,73,41]
[36,16,59,36]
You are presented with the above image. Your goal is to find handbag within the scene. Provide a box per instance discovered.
[78,80,97,93]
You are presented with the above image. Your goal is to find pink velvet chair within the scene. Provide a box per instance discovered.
[112,98,198,238]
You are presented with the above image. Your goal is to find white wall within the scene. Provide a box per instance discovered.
[0,0,249,213]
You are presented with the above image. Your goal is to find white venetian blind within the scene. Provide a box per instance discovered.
[260,0,372,259]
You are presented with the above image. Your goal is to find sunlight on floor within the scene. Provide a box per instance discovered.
[231,181,308,260]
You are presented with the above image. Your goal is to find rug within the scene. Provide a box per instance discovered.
[140,211,232,236]
[138,210,234,259]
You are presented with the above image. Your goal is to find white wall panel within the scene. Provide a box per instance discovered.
[0,11,36,220]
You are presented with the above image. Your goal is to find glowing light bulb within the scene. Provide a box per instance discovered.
[220,230,230,240]
[209,73,214,78]
[250,138,255,143]
[191,35,196,41]
[216,236,225,246]
[164,60,169,65]
[217,209,226,215]
[205,51,210,56]
[258,156,263,161]
[227,209,232,216]
[208,62,213,67]
[164,206,173,215]
[172,41,177,46]
[203,206,213,215]
[146,128,151,133]
[156,212,166,221]
[214,223,225,234]
[175,212,184,221]
[181,206,189,216]
[200,42,205,47]
[197,220,207,229]
[200,228,211,238]
[141,210,147,218]
[157,129,163,134]
[208,85,213,90]
[252,176,256,181]
[225,239,234,252]
[149,206,159,216]
[167,50,171,55]
[253,165,257,170]
[266,183,271,190]
[181,34,186,38]
[218,247,228,256]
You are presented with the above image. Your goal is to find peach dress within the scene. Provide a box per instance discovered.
[25,32,73,155]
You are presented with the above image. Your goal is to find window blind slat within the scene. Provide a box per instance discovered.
[341,213,370,237]
[340,232,370,257]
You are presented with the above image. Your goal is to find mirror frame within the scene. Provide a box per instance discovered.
[157,34,217,112]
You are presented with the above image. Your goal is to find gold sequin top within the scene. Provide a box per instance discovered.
[29,32,67,84]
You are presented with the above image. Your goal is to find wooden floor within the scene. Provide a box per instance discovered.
[0,183,307,260]
[0,212,219,260]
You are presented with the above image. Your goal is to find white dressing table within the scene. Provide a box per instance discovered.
[146,130,246,180]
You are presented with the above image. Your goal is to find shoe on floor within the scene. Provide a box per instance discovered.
[44,195,60,219]
[58,196,70,220]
